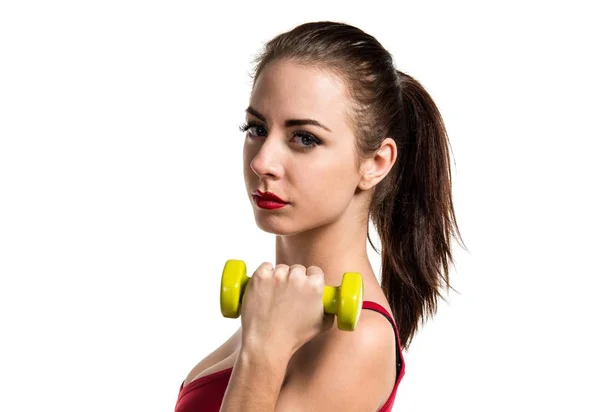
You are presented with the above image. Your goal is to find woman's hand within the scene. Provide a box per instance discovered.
[239,262,335,359]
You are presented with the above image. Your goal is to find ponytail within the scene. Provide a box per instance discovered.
[371,70,464,350]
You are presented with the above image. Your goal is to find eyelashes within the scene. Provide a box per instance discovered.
[238,121,259,134]
[239,121,323,151]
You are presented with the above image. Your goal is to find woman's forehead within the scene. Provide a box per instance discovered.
[249,60,351,132]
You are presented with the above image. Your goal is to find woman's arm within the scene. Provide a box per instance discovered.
[219,343,292,412]
[219,310,396,412]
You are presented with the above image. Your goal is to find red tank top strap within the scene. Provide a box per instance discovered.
[361,300,405,384]
[361,300,406,412]
[362,300,393,319]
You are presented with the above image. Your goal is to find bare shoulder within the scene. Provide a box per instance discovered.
[278,309,397,411]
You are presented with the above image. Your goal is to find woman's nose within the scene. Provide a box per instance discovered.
[249,138,283,178]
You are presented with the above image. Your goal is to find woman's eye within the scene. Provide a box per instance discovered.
[239,122,266,137]
[292,132,321,148]
[239,122,322,150]
[249,125,267,137]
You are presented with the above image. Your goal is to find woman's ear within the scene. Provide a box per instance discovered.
[358,137,397,190]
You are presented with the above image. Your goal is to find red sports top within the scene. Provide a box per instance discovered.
[174,300,406,412]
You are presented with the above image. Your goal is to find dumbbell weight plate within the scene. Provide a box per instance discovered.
[337,272,364,331]
[220,259,248,318]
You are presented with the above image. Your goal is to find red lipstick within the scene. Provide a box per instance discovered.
[252,190,289,210]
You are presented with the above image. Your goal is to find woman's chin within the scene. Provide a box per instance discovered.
[254,218,292,235]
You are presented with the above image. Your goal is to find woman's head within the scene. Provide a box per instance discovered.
[243,21,464,349]
[242,58,397,235]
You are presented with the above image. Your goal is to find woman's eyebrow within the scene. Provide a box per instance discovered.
[245,106,332,132]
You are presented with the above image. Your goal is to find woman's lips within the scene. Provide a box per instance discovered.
[253,190,288,203]
[251,190,289,210]
[252,195,288,210]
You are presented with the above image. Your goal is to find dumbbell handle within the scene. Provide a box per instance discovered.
[233,273,342,315]
[322,285,341,315]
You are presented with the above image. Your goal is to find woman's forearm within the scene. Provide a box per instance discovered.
[219,345,291,412]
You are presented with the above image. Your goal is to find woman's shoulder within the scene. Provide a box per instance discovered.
[317,303,397,360]
[282,303,398,409]
[291,295,397,363]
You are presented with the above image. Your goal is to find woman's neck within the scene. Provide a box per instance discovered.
[274,213,376,289]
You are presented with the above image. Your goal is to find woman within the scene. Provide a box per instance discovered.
[175,21,463,412]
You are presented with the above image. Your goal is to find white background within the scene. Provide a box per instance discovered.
[1,1,598,411]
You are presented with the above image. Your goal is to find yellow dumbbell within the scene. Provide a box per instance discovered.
[220,259,364,331]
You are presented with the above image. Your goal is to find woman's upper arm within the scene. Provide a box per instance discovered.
[274,311,397,412]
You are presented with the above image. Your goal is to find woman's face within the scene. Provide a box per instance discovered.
[243,59,363,235]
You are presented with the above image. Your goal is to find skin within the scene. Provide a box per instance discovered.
[219,58,399,412]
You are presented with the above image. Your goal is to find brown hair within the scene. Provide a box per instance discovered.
[249,21,466,350]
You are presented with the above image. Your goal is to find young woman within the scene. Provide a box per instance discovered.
[175,21,463,412]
